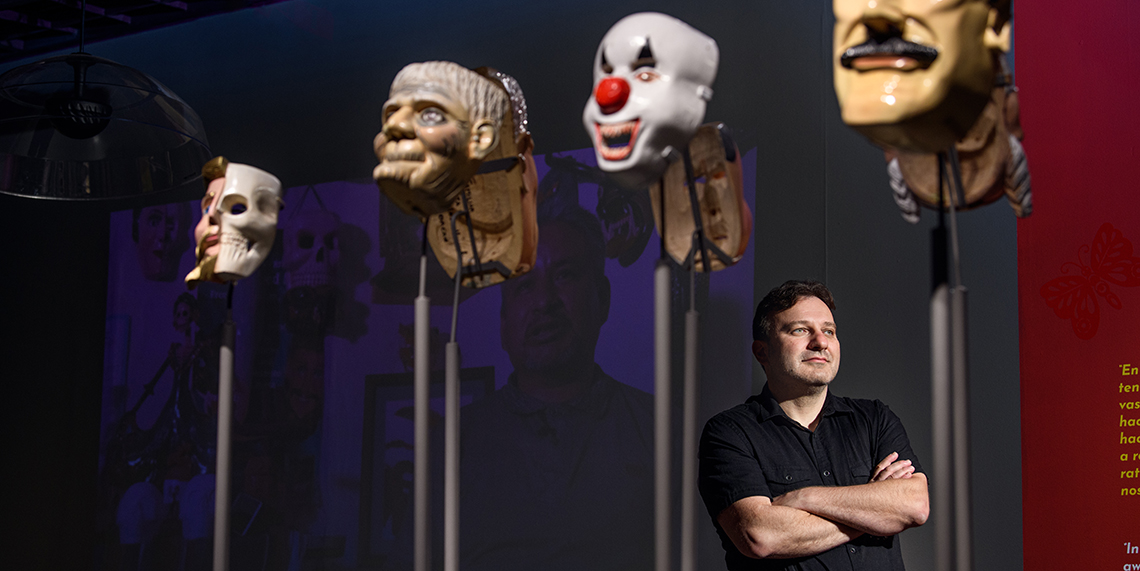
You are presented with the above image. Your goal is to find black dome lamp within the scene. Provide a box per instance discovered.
[0,0,210,200]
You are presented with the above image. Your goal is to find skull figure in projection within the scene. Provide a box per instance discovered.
[185,157,283,288]
[284,208,341,290]
[583,12,718,189]
[832,0,1012,152]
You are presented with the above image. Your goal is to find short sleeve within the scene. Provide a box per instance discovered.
[698,412,772,522]
[872,401,924,475]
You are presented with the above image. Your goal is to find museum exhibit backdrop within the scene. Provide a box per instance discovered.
[97,148,757,569]
[4,2,1038,570]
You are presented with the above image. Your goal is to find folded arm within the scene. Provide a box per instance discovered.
[773,472,929,537]
[717,495,863,559]
[718,453,929,560]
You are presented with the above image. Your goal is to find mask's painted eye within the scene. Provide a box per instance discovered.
[635,70,660,82]
[419,107,446,126]
[230,203,247,215]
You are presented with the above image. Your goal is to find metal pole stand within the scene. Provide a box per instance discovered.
[212,284,236,571]
[931,148,973,571]
[442,192,482,571]
[679,147,705,571]
[414,226,431,571]
[654,191,672,571]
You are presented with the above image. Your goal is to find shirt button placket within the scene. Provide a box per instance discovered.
[813,429,834,484]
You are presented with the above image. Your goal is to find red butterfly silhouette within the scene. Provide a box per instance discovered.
[1040,223,1140,339]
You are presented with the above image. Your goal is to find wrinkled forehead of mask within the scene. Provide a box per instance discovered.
[595,12,718,89]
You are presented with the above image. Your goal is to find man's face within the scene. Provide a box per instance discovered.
[136,204,186,280]
[373,86,477,216]
[173,301,193,333]
[500,222,610,377]
[583,12,717,189]
[755,296,841,390]
[833,0,1002,150]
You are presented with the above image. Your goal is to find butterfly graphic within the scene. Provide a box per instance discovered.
[1040,222,1140,339]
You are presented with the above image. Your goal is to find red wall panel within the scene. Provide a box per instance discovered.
[1018,1,1140,568]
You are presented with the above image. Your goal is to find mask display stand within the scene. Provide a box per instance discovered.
[414,224,431,571]
[654,135,744,571]
[651,145,723,571]
[653,172,672,571]
[656,166,670,571]
[931,148,972,571]
[442,190,484,571]
[212,284,236,571]
[679,146,706,571]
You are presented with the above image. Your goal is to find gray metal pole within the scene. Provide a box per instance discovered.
[415,254,431,571]
[654,260,671,571]
[931,283,953,571]
[932,148,974,571]
[680,309,699,571]
[951,287,971,571]
[444,340,460,571]
[212,309,235,571]
[945,147,973,571]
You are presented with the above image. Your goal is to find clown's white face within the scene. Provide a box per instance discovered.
[583,12,718,189]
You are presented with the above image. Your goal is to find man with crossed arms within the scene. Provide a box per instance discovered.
[699,280,928,570]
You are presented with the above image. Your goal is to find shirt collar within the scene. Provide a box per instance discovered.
[749,383,853,424]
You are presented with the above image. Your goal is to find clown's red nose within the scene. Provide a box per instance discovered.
[595,77,630,115]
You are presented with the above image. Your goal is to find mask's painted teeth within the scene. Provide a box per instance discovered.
[595,119,640,161]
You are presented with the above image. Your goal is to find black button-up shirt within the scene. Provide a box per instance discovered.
[698,384,923,570]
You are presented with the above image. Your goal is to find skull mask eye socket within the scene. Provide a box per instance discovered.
[255,190,279,215]
[221,194,248,216]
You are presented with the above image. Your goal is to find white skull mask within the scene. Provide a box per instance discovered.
[213,163,283,281]
[583,12,718,189]
[284,209,341,289]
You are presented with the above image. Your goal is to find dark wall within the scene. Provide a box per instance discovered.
[2,1,1022,569]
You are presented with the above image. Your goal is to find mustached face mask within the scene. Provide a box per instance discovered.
[832,0,1011,151]
[583,12,718,189]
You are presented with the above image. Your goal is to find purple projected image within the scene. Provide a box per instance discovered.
[98,147,756,570]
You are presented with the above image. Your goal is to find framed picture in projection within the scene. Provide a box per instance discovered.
[357,366,495,568]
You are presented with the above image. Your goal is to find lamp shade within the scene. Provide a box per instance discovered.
[0,53,210,200]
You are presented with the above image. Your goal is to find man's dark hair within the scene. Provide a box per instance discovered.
[174,292,198,316]
[752,280,836,341]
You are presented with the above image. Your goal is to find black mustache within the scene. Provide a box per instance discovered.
[840,36,939,68]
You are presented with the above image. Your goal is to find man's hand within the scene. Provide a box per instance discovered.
[871,451,914,482]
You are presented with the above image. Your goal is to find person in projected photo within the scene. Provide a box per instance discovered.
[458,199,654,571]
[133,202,191,282]
[699,280,929,570]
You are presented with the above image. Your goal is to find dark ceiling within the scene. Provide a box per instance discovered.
[0,0,290,64]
